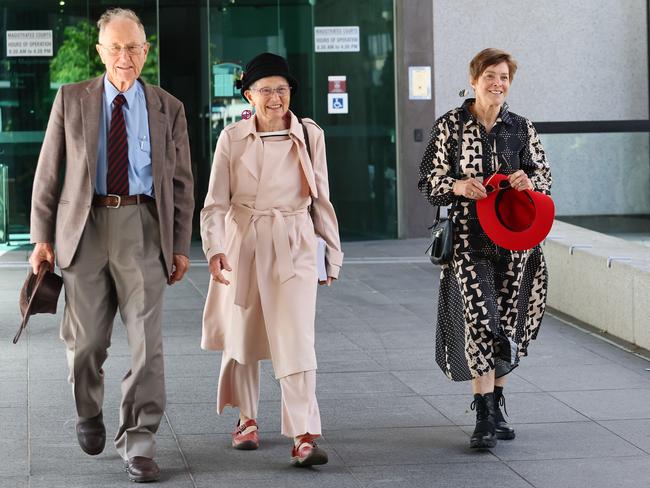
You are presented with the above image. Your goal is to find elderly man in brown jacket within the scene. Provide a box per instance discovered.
[28,8,194,483]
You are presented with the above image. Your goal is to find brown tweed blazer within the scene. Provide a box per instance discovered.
[30,76,194,275]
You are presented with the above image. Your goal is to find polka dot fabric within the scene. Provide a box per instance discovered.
[418,99,552,381]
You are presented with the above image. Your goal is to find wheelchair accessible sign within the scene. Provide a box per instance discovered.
[327,76,348,114]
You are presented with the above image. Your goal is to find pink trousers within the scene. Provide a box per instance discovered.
[216,352,322,438]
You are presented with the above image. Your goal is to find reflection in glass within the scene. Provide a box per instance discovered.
[0,2,159,240]
[542,132,650,243]
[207,0,397,239]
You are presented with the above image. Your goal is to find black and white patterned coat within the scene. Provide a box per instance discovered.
[418,99,552,381]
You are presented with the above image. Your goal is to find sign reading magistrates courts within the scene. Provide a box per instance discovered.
[314,26,360,52]
[6,30,53,57]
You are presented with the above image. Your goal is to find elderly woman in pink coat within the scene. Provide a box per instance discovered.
[200,52,343,467]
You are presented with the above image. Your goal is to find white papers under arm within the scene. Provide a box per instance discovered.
[317,237,327,281]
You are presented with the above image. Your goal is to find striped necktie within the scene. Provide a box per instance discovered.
[106,94,129,195]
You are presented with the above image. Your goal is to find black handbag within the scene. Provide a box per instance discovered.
[426,215,454,265]
[426,118,464,265]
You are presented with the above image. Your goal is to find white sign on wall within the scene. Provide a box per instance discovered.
[315,26,360,52]
[327,93,348,114]
[6,30,53,57]
[408,66,431,100]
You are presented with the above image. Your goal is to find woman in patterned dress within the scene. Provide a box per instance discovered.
[418,48,552,449]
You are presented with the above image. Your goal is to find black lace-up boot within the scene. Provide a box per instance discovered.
[469,392,497,449]
[494,386,515,440]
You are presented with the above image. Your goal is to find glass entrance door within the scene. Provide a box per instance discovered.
[0,0,159,244]
[206,0,396,239]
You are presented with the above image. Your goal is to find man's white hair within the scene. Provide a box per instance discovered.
[97,8,146,40]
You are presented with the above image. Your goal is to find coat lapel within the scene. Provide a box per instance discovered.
[80,76,104,188]
[239,137,263,181]
[230,116,261,181]
[141,80,166,197]
[228,112,318,195]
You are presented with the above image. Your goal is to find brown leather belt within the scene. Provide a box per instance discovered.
[92,194,154,208]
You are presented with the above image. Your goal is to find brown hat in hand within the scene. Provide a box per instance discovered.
[14,262,63,344]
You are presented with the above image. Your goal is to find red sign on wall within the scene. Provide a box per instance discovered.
[328,76,346,93]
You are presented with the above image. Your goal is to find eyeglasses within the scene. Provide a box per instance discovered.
[250,85,291,97]
[485,179,512,194]
[98,43,148,56]
[483,162,502,188]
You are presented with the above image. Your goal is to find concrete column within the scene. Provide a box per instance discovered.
[395,0,436,238]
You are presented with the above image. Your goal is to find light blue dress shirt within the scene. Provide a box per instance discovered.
[96,76,153,196]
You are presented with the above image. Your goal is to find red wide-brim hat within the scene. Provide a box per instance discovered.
[476,173,555,251]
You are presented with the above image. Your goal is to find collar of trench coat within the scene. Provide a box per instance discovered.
[226,110,319,199]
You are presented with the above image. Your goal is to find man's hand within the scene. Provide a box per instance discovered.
[29,243,55,275]
[209,253,232,285]
[168,254,190,285]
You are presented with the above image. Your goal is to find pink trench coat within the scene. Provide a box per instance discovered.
[200,112,343,379]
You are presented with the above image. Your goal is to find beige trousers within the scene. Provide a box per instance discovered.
[217,352,322,438]
[60,202,167,460]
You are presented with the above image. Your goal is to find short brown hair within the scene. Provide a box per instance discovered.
[469,48,517,82]
[97,8,146,40]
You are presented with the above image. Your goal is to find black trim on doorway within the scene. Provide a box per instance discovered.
[534,120,650,134]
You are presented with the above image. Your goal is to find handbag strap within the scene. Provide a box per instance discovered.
[299,118,316,219]
[452,115,464,179]
[299,118,312,161]
[435,115,464,223]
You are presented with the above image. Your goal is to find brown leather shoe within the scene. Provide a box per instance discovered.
[76,411,106,456]
[125,456,160,483]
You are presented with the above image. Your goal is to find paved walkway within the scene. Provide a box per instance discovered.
[2,239,650,487]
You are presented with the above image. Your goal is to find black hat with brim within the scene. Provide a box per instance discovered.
[237,52,299,101]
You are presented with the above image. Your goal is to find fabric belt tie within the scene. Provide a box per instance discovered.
[232,204,308,308]
[92,194,154,208]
